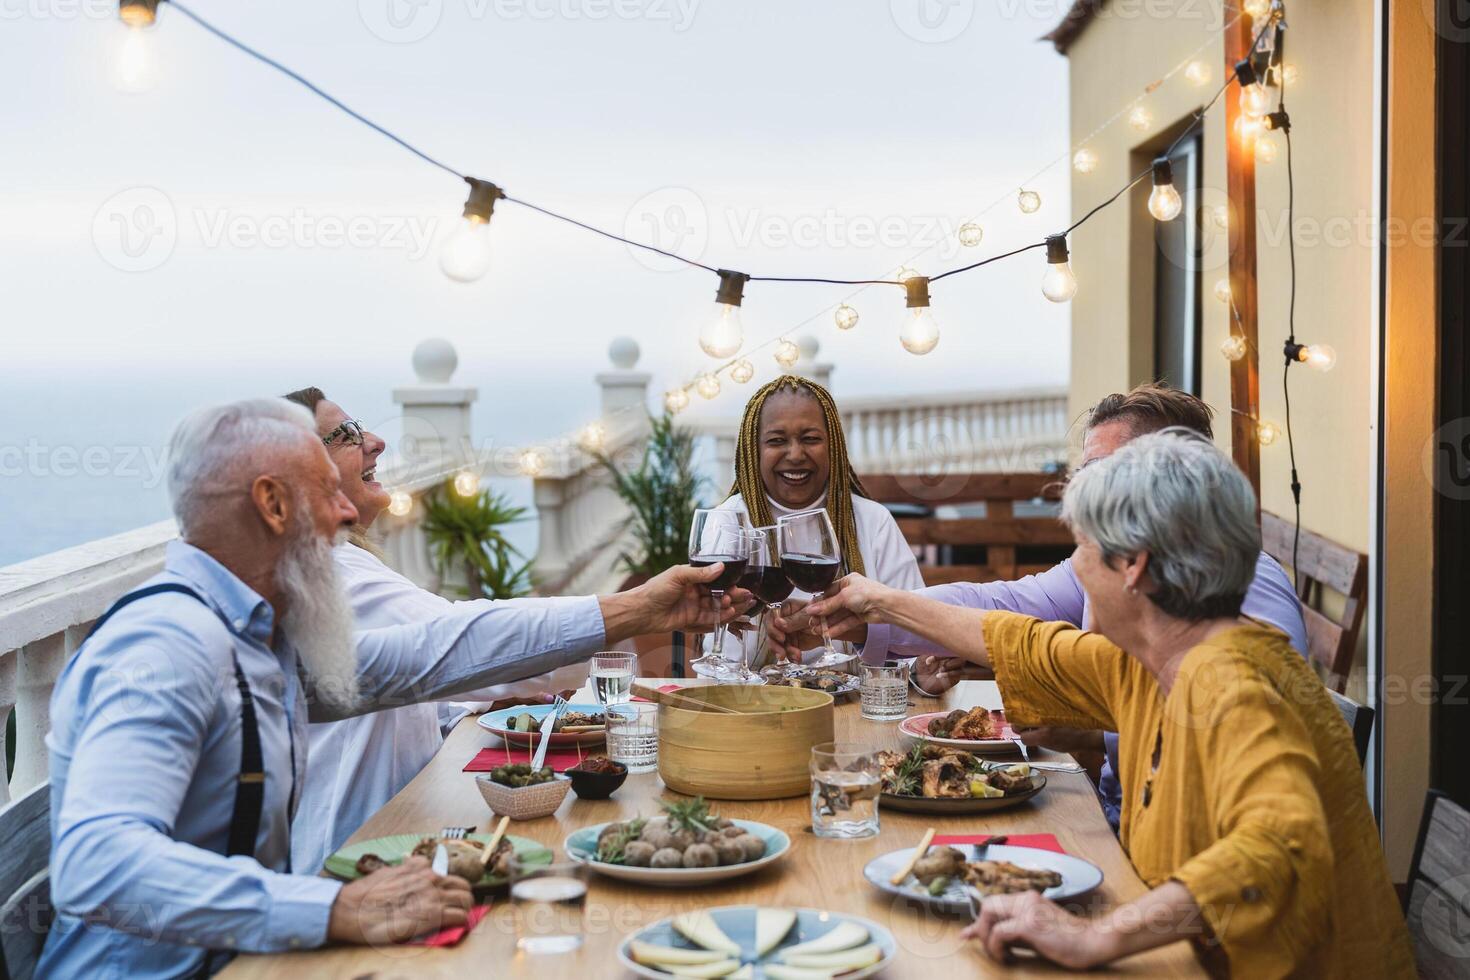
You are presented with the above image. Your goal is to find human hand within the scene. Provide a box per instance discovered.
[328,856,473,946]
[1014,726,1105,755]
[801,574,898,631]
[911,655,990,696]
[600,563,753,642]
[774,598,868,661]
[961,890,1119,969]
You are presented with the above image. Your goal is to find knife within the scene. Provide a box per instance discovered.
[431,843,449,877]
[529,702,564,771]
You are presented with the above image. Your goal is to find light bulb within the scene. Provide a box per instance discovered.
[665,388,690,414]
[1302,344,1337,371]
[519,450,545,477]
[774,339,800,369]
[439,179,501,283]
[1017,190,1042,214]
[834,303,860,330]
[1184,60,1211,86]
[696,373,721,399]
[387,491,413,517]
[1281,63,1299,87]
[110,24,158,93]
[453,470,480,497]
[1257,420,1280,446]
[699,270,748,358]
[1244,0,1271,19]
[896,265,921,283]
[1235,113,1265,143]
[1220,335,1248,361]
[1255,135,1279,163]
[1239,82,1271,119]
[899,277,939,355]
[1072,148,1098,174]
[1148,157,1183,221]
[1129,105,1153,131]
[1041,235,1078,304]
[1214,278,1232,303]
[730,358,755,383]
[957,223,984,247]
[577,422,606,452]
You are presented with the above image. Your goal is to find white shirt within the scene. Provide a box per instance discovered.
[711,492,924,665]
[291,544,589,874]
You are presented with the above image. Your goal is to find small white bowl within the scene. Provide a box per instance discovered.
[475,773,572,820]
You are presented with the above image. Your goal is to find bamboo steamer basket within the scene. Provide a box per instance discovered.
[657,685,834,800]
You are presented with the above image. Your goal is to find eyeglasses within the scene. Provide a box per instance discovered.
[322,419,365,447]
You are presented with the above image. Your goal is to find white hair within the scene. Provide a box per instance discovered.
[1061,428,1260,621]
[166,398,318,537]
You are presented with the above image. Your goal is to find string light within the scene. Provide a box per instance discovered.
[387,490,413,517]
[577,421,606,452]
[664,389,690,414]
[1184,60,1211,86]
[1243,0,1271,19]
[774,339,801,369]
[440,179,501,283]
[1147,157,1183,221]
[1220,334,1248,361]
[1041,235,1078,304]
[1280,63,1299,86]
[895,265,921,283]
[112,0,160,93]
[696,373,721,399]
[1255,136,1279,163]
[1286,341,1337,372]
[700,270,748,359]
[519,449,546,477]
[957,223,985,247]
[899,278,940,355]
[1072,148,1098,174]
[1017,190,1042,214]
[834,304,860,330]
[1128,105,1154,131]
[1235,59,1271,119]
[1235,114,1265,144]
[1214,278,1232,303]
[1257,420,1281,446]
[730,359,755,383]
[452,470,480,497]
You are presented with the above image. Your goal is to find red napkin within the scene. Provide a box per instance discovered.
[631,683,683,702]
[463,745,594,773]
[406,904,491,947]
[930,833,1065,854]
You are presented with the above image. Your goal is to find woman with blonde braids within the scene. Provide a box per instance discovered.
[712,375,922,667]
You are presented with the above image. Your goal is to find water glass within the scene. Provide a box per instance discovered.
[509,857,590,954]
[590,652,637,706]
[809,741,881,839]
[860,661,910,721]
[605,702,659,773]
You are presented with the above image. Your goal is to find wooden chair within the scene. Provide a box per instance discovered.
[860,472,1070,586]
[1327,689,1374,766]
[1404,790,1470,978]
[0,783,52,980]
[1260,511,1367,693]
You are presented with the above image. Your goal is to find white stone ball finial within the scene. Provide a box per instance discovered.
[608,336,640,370]
[413,338,457,384]
[797,334,820,363]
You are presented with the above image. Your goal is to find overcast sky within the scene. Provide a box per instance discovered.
[0,0,1071,564]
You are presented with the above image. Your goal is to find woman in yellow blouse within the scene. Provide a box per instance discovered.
[805,430,1414,978]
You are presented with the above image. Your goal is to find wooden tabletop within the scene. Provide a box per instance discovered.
[222,681,1203,978]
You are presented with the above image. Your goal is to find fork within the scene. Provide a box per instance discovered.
[438,826,473,840]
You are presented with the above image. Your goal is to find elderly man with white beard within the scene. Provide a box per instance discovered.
[40,398,742,979]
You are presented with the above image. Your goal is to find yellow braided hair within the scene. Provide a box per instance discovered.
[729,375,868,576]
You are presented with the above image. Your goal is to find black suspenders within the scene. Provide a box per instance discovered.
[85,583,267,859]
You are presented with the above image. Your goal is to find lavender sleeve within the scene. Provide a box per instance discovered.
[862,560,1088,664]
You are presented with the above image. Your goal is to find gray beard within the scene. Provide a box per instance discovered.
[278,526,361,715]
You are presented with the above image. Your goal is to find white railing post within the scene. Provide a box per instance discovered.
[0,651,15,804]
[10,633,65,797]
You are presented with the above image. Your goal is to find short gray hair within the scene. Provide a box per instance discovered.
[167,399,317,538]
[1061,428,1260,621]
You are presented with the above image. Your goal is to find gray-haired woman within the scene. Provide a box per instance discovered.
[804,430,1412,977]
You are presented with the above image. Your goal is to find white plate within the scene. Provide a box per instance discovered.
[564,819,789,887]
[618,905,897,979]
[900,709,1021,753]
[863,844,1104,915]
[476,703,606,748]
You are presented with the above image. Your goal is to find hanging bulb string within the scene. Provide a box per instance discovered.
[500,193,720,273]
[1279,72,1304,588]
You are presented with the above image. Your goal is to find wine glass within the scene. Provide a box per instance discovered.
[686,509,750,679]
[776,509,852,669]
[732,526,790,682]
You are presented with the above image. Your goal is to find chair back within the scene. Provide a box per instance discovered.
[0,783,51,980]
[1327,689,1374,766]
[1260,511,1367,692]
[1405,790,1470,978]
[859,472,1069,586]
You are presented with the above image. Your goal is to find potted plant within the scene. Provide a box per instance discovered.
[421,481,533,599]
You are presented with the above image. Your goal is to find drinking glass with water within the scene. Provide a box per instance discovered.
[859,661,910,721]
[590,652,637,706]
[810,741,880,839]
[509,857,590,954]
[605,701,659,773]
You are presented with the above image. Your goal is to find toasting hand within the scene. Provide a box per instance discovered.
[598,563,755,644]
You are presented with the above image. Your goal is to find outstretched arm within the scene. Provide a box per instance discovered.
[803,574,994,670]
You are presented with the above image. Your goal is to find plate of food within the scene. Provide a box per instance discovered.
[758,664,861,699]
[476,703,606,747]
[323,832,553,889]
[900,706,1020,752]
[564,797,790,887]
[877,744,1045,814]
[618,905,897,979]
[864,843,1103,916]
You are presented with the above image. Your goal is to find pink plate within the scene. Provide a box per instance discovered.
[900,709,1021,753]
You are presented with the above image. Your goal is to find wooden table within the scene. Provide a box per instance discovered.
[222,681,1203,978]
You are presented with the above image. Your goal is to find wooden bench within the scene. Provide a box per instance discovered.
[1260,511,1367,693]
[860,472,1070,586]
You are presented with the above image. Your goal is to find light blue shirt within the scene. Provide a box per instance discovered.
[41,540,605,979]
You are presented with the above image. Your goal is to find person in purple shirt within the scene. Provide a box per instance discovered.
[777,383,1309,829]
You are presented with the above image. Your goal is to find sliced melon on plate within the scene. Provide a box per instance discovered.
[671,911,741,956]
[628,940,730,967]
[775,919,869,958]
[754,908,798,957]
[781,943,884,972]
[663,959,742,978]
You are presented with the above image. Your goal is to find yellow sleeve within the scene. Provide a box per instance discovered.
[1168,664,1334,972]
[983,611,1131,732]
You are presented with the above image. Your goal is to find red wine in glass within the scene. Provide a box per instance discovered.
[689,555,748,592]
[780,554,841,594]
[742,566,795,606]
